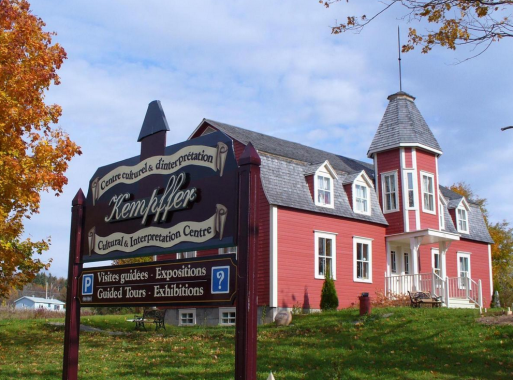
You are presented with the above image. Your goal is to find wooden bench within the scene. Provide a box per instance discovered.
[128,309,166,331]
[408,291,442,308]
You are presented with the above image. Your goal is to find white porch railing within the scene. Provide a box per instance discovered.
[446,277,482,307]
[384,272,482,308]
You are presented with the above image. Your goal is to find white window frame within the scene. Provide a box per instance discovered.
[177,251,196,259]
[439,200,445,230]
[456,207,469,234]
[381,171,399,213]
[403,252,410,275]
[315,173,334,208]
[420,171,436,214]
[219,307,236,326]
[178,309,196,326]
[457,252,471,289]
[314,231,337,280]
[353,236,373,283]
[404,170,417,210]
[390,251,397,274]
[432,249,441,277]
[353,181,371,215]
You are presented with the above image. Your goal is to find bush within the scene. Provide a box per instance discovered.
[320,270,338,311]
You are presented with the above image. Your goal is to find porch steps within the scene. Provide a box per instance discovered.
[448,298,477,309]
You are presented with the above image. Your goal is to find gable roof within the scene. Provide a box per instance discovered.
[367,92,442,157]
[14,296,65,305]
[439,185,493,244]
[197,119,374,177]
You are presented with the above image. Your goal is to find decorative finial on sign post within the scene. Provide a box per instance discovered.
[398,26,403,92]
[267,372,275,380]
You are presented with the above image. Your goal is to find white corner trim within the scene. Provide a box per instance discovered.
[270,206,278,308]
[400,148,408,232]
[412,149,420,229]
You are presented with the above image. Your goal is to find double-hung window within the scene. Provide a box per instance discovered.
[390,251,397,274]
[354,237,372,283]
[382,172,398,212]
[404,252,410,274]
[457,207,469,233]
[405,171,416,209]
[457,252,471,289]
[354,184,370,214]
[317,175,332,206]
[421,172,435,213]
[314,231,336,279]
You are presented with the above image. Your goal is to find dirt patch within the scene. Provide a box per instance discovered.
[478,314,513,326]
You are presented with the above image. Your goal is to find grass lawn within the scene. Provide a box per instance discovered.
[0,307,512,379]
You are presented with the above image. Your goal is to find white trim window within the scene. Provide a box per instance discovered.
[390,251,397,274]
[177,251,196,259]
[179,309,196,326]
[314,231,336,280]
[353,237,372,283]
[354,183,370,215]
[404,252,410,274]
[421,172,436,214]
[439,202,445,230]
[316,175,333,207]
[456,207,469,233]
[405,171,416,209]
[219,307,236,325]
[457,252,471,289]
[382,171,399,213]
[219,246,237,259]
[432,249,441,277]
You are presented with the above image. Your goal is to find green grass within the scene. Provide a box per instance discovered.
[0,307,512,379]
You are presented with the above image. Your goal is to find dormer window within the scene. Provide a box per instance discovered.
[317,175,332,206]
[457,207,469,233]
[310,161,337,209]
[355,184,368,213]
[350,172,373,216]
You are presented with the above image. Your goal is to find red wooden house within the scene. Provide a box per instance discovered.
[160,91,493,326]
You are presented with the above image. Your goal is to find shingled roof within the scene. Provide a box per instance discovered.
[194,119,386,225]
[201,119,374,177]
[367,92,443,158]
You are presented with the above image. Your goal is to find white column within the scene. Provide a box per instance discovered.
[269,206,278,311]
[410,237,421,291]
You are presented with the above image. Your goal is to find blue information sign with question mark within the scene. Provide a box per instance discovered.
[211,266,230,294]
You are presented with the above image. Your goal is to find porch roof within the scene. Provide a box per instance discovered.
[386,229,460,246]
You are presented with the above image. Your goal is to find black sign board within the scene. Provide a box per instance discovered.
[82,131,238,262]
[78,255,237,307]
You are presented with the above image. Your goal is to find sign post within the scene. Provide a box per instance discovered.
[235,143,261,380]
[62,189,85,380]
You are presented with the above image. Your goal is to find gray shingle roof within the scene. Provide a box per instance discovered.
[367,92,442,157]
[260,154,387,225]
[439,185,493,244]
[203,119,373,176]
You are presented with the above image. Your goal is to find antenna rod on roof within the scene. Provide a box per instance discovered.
[398,26,402,92]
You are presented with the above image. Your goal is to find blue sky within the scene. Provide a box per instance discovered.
[25,1,513,277]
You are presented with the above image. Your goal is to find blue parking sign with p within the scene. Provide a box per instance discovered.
[82,274,94,295]
[211,266,229,294]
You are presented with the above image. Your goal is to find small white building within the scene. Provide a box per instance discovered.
[14,296,65,311]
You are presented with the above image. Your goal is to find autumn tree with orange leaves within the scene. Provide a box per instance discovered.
[0,0,81,298]
[323,0,513,58]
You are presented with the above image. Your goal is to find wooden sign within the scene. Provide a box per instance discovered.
[78,255,236,307]
[82,131,238,263]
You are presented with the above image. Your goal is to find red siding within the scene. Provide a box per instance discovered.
[306,175,314,200]
[277,207,387,309]
[416,149,439,230]
[408,210,416,231]
[377,149,403,235]
[419,239,492,306]
[344,184,353,211]
[404,148,412,168]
